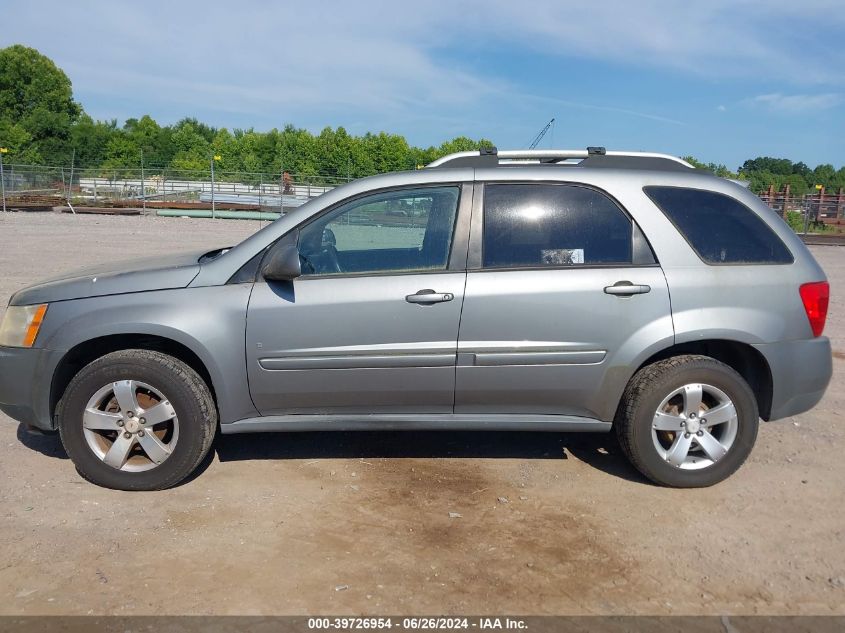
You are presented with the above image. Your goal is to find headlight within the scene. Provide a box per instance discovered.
[0,304,48,347]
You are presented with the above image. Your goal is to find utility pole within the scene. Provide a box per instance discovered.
[211,154,221,219]
[0,147,7,214]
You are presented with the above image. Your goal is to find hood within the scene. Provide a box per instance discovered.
[9,249,218,306]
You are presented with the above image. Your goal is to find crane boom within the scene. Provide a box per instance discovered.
[528,118,555,150]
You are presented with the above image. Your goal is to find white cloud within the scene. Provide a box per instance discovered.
[746,93,843,113]
[3,2,506,126]
[2,0,844,142]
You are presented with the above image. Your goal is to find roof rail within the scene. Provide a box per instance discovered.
[426,146,696,172]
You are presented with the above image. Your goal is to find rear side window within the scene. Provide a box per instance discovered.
[483,184,633,268]
[644,186,793,264]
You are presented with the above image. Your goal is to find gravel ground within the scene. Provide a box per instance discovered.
[0,212,844,615]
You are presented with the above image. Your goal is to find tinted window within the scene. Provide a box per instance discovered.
[482,184,633,268]
[299,186,459,276]
[644,186,793,264]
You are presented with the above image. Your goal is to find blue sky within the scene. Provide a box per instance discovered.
[4,0,844,169]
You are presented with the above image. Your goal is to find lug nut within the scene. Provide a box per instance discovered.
[138,430,145,437]
[684,432,691,438]
[123,432,131,439]
[697,430,704,436]
[117,420,124,427]
[139,418,146,425]
[127,411,134,418]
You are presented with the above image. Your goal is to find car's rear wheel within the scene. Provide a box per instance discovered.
[615,354,759,487]
[58,349,216,490]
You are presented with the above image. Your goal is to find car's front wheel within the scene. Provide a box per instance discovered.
[615,354,759,487]
[57,349,217,490]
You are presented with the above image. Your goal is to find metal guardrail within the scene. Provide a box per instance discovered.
[77,177,334,200]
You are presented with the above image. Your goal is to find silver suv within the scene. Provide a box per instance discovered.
[0,147,832,490]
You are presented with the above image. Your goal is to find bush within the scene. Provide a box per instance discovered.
[785,210,834,234]
[785,210,805,233]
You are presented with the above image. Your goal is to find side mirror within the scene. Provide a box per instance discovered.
[261,232,301,281]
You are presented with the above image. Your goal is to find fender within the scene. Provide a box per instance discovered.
[37,284,259,425]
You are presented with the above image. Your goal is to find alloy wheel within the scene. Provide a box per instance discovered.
[651,383,739,470]
[82,380,179,472]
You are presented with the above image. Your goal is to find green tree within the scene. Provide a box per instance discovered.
[102,133,139,173]
[740,157,794,176]
[0,118,40,163]
[683,156,738,179]
[70,114,118,171]
[314,126,353,181]
[0,44,81,163]
[358,132,399,175]
[210,127,236,173]
[436,136,494,156]
[236,131,267,176]
[126,115,169,167]
[174,117,216,143]
[792,161,811,179]
[781,173,810,196]
[738,156,822,194]
[169,121,211,176]
[812,164,836,188]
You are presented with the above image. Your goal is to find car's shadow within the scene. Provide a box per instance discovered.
[16,424,68,459]
[15,423,650,485]
[214,430,649,484]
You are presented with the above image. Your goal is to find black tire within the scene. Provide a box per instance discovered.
[57,349,217,490]
[615,354,759,487]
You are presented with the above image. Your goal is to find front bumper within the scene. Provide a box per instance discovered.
[754,336,832,421]
[0,345,64,430]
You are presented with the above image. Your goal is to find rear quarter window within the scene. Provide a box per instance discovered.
[644,186,793,265]
[482,183,634,268]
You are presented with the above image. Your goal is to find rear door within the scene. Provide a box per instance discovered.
[455,182,674,421]
[246,184,471,415]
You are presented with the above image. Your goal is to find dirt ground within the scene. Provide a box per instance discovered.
[0,212,844,616]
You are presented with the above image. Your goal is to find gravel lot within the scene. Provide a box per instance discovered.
[1,212,844,615]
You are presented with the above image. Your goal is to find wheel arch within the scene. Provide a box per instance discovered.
[634,339,773,420]
[51,333,218,425]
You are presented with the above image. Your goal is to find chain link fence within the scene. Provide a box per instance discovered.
[3,162,844,235]
[0,163,354,216]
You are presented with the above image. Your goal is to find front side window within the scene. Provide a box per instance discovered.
[482,184,633,268]
[298,186,460,276]
[644,186,793,264]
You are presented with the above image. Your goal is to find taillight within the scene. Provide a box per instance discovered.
[799,281,829,337]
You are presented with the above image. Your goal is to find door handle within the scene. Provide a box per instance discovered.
[405,289,454,304]
[604,281,651,296]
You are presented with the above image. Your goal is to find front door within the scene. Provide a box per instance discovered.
[246,185,470,415]
[456,182,674,420]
